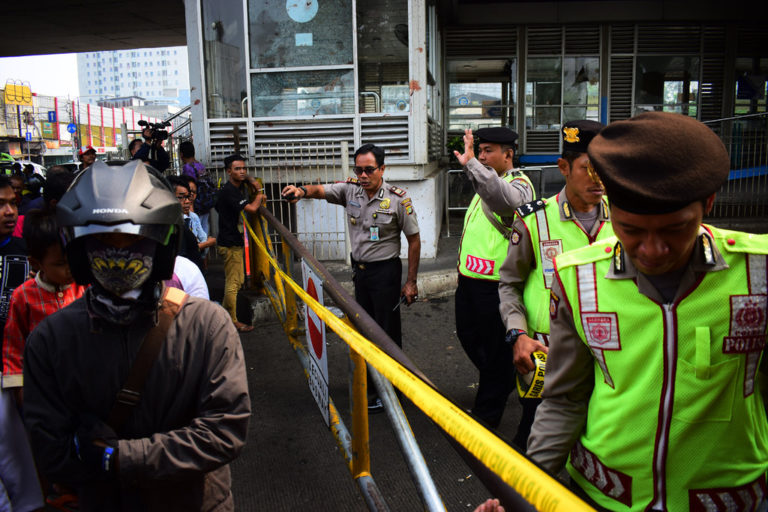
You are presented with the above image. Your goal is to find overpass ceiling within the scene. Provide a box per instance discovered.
[3,0,186,57]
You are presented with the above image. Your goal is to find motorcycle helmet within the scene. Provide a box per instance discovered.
[57,160,182,285]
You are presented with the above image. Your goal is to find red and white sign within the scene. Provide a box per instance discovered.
[582,312,621,350]
[302,260,329,426]
[465,254,494,275]
[570,441,632,507]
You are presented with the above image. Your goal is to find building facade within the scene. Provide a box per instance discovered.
[78,47,191,107]
[182,0,767,259]
[0,83,165,165]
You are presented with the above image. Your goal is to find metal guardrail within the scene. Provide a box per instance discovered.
[243,205,593,512]
[704,112,768,221]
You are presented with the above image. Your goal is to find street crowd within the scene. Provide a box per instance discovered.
[0,110,766,512]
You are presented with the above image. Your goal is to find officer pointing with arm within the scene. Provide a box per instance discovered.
[453,127,535,431]
[282,143,420,412]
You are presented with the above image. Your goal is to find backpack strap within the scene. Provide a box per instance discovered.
[106,287,188,431]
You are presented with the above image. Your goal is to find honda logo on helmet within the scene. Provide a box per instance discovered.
[92,208,129,214]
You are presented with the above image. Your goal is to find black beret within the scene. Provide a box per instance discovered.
[476,127,519,145]
[588,112,730,214]
[562,120,604,155]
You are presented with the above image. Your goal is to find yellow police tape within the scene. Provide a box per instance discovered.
[517,351,547,399]
[243,218,593,512]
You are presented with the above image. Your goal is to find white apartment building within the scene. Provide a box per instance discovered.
[77,47,190,106]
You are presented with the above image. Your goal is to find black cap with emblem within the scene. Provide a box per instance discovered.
[476,127,519,146]
[587,112,730,214]
[561,120,604,155]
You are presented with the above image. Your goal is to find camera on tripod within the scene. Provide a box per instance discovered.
[138,120,171,142]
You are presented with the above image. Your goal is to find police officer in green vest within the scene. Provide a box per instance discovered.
[453,127,535,429]
[528,112,768,511]
[498,120,612,448]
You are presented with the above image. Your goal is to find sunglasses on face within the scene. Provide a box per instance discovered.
[353,166,381,176]
[176,194,192,202]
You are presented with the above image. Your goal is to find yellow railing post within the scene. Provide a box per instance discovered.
[349,344,371,479]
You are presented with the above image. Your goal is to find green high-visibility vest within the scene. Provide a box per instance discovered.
[458,172,534,281]
[520,195,613,335]
[556,227,768,511]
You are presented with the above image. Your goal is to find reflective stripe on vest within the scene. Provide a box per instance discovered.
[575,261,614,387]
[520,198,613,335]
[745,253,767,395]
[458,173,534,281]
[558,228,768,511]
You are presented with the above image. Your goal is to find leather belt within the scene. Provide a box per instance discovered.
[352,257,399,271]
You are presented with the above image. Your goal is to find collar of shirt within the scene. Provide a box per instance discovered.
[355,179,388,202]
[605,226,728,302]
[35,272,73,293]
[502,167,521,177]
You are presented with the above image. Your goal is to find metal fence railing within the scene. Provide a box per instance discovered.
[705,113,768,224]
[252,141,349,261]
[244,206,592,512]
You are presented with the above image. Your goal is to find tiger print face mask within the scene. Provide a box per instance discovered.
[85,236,156,296]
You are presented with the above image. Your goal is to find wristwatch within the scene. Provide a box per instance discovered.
[505,328,527,345]
[299,185,308,197]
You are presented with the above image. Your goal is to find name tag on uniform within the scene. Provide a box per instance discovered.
[539,239,563,289]
[370,226,380,241]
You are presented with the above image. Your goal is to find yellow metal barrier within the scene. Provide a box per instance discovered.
[244,210,593,512]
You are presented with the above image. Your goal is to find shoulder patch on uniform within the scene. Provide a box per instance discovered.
[717,229,768,255]
[516,199,546,218]
[556,237,617,270]
[344,177,359,184]
[400,198,412,207]
[389,185,406,197]
[549,289,560,319]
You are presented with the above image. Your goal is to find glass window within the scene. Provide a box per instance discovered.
[447,59,516,131]
[250,70,355,117]
[448,82,504,131]
[525,56,600,131]
[734,58,767,115]
[202,0,248,118]
[635,56,699,117]
[525,57,562,130]
[248,0,353,68]
[357,0,408,114]
[563,57,599,122]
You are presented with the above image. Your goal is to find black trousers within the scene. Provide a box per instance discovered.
[352,258,402,347]
[455,274,537,442]
[353,258,402,402]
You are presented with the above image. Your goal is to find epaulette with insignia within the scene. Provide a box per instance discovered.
[562,201,573,219]
[515,199,546,218]
[389,185,406,197]
[699,233,715,266]
[345,177,359,184]
[613,241,625,273]
[600,200,609,219]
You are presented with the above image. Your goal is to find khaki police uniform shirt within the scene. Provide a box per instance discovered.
[526,229,728,472]
[499,187,610,332]
[324,178,419,262]
[464,157,533,221]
